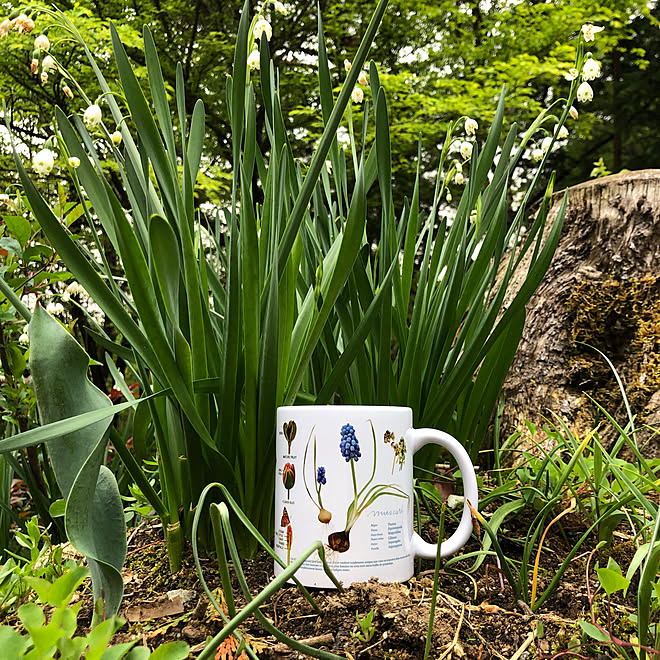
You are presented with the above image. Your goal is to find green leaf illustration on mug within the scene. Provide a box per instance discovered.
[303,427,332,523]
[283,420,297,454]
[328,421,408,553]
[283,462,295,498]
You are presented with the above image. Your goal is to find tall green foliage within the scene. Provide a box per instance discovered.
[1,0,576,595]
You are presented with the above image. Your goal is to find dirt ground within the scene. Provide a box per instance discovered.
[75,518,643,660]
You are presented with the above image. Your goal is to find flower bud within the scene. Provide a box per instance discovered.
[40,71,48,84]
[111,130,122,146]
[576,81,594,103]
[62,84,73,99]
[31,58,38,74]
[569,106,579,120]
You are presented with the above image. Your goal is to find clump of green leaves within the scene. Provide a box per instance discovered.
[351,609,376,643]
[0,516,80,617]
[0,564,189,659]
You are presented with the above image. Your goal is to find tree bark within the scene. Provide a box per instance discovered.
[501,169,660,457]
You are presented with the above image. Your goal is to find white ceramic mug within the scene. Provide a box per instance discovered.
[273,406,478,587]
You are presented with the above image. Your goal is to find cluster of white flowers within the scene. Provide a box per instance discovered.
[18,325,30,346]
[46,301,65,316]
[343,56,368,104]
[0,13,35,38]
[65,281,86,297]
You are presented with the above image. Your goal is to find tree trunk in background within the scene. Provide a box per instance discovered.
[501,170,660,457]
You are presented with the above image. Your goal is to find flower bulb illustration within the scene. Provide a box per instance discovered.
[283,420,297,453]
[286,524,293,565]
[302,428,333,524]
[329,421,408,553]
[316,467,332,523]
[283,462,295,498]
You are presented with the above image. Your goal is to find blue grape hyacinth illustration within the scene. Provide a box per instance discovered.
[303,427,333,523]
[340,424,361,461]
[328,421,407,552]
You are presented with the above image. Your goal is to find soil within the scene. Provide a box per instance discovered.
[67,512,645,660]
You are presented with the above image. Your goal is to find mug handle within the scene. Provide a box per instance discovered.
[406,428,479,559]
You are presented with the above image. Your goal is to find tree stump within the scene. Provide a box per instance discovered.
[501,169,660,457]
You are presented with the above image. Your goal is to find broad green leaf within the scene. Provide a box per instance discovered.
[0,625,28,657]
[4,215,31,247]
[579,620,610,642]
[596,558,630,596]
[148,642,191,660]
[29,306,126,617]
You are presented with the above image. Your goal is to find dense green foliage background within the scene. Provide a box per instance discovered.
[1,0,658,208]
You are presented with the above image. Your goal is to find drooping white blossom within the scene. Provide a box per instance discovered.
[454,171,464,185]
[565,68,579,81]
[273,1,287,14]
[253,19,272,41]
[555,125,569,140]
[459,141,473,160]
[531,147,543,162]
[32,148,55,175]
[465,117,478,136]
[582,56,601,81]
[581,24,604,42]
[68,156,80,168]
[111,131,123,146]
[41,55,56,71]
[577,81,594,103]
[358,71,368,86]
[569,106,579,120]
[344,59,351,72]
[83,104,103,129]
[351,87,364,104]
[34,34,50,51]
[247,50,260,70]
